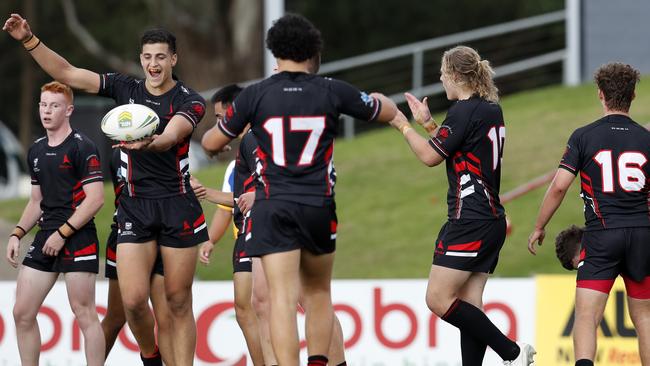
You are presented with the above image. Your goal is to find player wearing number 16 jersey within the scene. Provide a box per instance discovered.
[529,63,650,366]
[202,13,398,366]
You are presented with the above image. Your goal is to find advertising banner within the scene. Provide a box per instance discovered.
[536,275,641,366]
[0,278,535,365]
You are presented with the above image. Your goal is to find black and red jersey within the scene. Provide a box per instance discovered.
[27,130,103,230]
[98,73,206,199]
[233,131,258,232]
[559,114,650,231]
[218,71,380,207]
[428,96,505,221]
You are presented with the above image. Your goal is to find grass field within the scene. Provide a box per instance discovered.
[2,79,650,280]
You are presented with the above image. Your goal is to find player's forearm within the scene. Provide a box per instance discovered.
[372,94,398,123]
[403,128,444,167]
[204,188,234,207]
[201,128,231,157]
[208,210,232,243]
[15,198,43,234]
[146,133,177,152]
[67,192,104,230]
[534,185,568,230]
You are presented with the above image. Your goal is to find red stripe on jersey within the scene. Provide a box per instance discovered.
[466,152,480,164]
[74,243,97,257]
[579,247,586,261]
[193,214,205,228]
[324,143,334,196]
[256,148,271,198]
[447,240,482,251]
[73,181,82,190]
[581,182,594,196]
[580,172,605,227]
[330,220,337,234]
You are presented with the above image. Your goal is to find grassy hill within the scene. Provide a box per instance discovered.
[2,79,650,280]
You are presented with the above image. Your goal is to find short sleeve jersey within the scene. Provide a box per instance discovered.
[28,130,103,230]
[218,71,381,206]
[98,73,206,198]
[428,96,505,221]
[559,114,650,231]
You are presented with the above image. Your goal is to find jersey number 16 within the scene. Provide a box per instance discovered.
[594,150,647,192]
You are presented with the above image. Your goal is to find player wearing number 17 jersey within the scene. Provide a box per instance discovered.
[529,63,650,366]
[203,13,398,366]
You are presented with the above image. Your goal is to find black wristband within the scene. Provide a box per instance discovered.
[65,220,79,233]
[9,233,20,239]
[22,34,34,44]
[57,228,68,239]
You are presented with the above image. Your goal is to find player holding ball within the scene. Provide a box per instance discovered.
[4,13,207,366]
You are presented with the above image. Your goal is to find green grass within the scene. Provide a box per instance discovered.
[3,79,650,279]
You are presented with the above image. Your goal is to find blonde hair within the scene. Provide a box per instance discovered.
[41,81,74,104]
[441,46,499,102]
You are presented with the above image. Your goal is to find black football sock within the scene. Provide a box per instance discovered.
[575,360,594,366]
[442,299,519,361]
[140,345,162,366]
[307,355,328,366]
[461,331,487,366]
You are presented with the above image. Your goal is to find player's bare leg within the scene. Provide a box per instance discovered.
[252,257,278,365]
[425,265,473,315]
[65,272,105,366]
[12,266,58,366]
[457,272,489,365]
[102,278,126,357]
[300,250,335,361]
[328,314,346,365]
[234,270,265,365]
[117,241,159,357]
[150,274,175,366]
[161,244,200,366]
[573,287,608,362]
[262,249,302,366]
[627,296,650,364]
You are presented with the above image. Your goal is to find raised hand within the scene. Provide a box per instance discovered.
[404,92,433,125]
[3,13,33,42]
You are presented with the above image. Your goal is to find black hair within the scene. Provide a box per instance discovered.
[210,84,243,105]
[141,29,177,54]
[266,13,322,62]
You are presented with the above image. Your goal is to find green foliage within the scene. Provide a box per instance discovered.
[3,79,650,280]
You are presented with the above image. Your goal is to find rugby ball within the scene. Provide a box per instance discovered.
[101,104,159,142]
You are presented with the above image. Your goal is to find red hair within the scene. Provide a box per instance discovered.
[40,81,74,104]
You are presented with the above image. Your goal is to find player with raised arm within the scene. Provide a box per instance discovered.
[528,62,650,366]
[201,14,397,366]
[101,148,175,365]
[389,46,535,365]
[3,14,208,365]
[5,81,105,366]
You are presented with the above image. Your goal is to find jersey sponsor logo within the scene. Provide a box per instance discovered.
[129,98,135,104]
[181,85,189,94]
[359,92,374,107]
[59,154,73,170]
[437,126,451,142]
[145,98,161,106]
[191,102,205,116]
[118,111,133,128]
[181,220,194,237]
[283,87,303,92]
[33,158,40,172]
[74,133,82,141]
[124,222,132,230]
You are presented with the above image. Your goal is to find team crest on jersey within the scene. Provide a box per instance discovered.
[192,102,205,116]
[359,92,374,107]
[226,105,234,120]
[74,133,82,140]
[118,111,133,128]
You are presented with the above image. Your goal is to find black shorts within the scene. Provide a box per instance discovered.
[245,199,337,257]
[433,218,506,274]
[233,235,252,273]
[117,194,209,248]
[578,227,650,284]
[105,225,164,279]
[23,227,99,273]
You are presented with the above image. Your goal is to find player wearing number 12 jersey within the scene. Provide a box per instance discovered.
[529,62,650,366]
[203,13,397,366]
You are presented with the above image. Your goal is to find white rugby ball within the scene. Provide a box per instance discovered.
[101,103,160,142]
